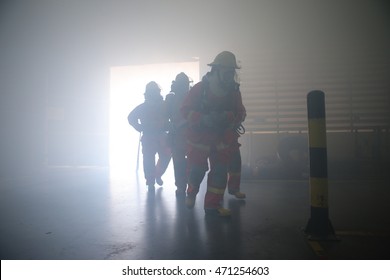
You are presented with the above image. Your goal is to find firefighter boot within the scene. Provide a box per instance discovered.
[156,177,163,186]
[175,188,186,198]
[229,190,246,199]
[185,195,196,209]
[230,191,246,199]
[205,207,231,217]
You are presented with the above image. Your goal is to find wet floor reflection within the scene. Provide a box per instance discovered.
[140,184,210,259]
[4,165,384,259]
[142,188,169,258]
[203,197,246,259]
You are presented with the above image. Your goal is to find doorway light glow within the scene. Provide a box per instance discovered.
[109,61,200,172]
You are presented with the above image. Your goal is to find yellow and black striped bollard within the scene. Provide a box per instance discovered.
[304,90,336,240]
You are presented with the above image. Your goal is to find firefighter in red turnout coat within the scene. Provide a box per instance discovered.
[128,81,171,191]
[181,51,246,216]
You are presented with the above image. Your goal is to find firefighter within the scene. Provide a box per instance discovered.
[128,81,171,191]
[181,51,246,216]
[165,72,191,197]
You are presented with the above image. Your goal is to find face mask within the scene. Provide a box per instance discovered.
[218,69,237,91]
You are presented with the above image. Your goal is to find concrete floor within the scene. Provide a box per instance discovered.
[1,165,389,260]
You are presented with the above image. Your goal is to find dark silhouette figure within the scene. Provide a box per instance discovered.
[128,81,171,190]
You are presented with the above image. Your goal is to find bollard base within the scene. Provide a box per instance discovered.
[304,218,338,241]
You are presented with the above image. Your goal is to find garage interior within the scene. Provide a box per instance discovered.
[1,0,389,260]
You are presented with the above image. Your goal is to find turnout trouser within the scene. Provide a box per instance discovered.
[227,146,242,194]
[186,143,231,209]
[142,134,171,186]
[171,130,187,191]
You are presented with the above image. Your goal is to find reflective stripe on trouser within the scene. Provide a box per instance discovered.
[227,147,241,193]
[204,152,229,209]
[186,141,231,208]
[205,186,226,209]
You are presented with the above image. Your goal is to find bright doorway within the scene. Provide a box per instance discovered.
[109,61,200,177]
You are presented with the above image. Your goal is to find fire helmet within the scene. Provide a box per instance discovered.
[171,72,191,93]
[175,72,190,84]
[207,51,240,69]
[144,81,161,100]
